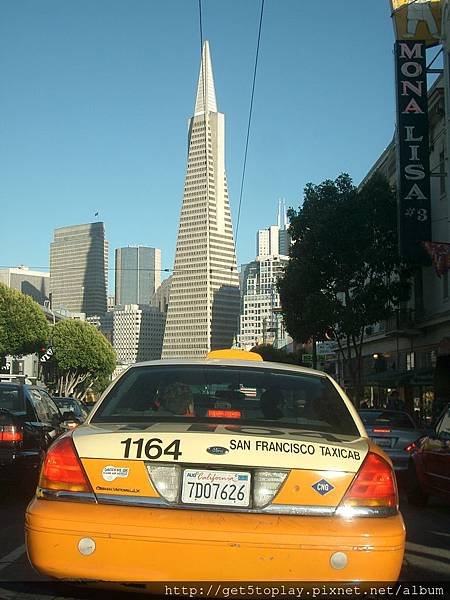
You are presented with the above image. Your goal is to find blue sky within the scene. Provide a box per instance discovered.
[0,1,418,290]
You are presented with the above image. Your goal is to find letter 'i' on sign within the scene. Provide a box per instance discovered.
[395,40,432,263]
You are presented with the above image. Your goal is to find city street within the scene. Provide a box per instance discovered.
[0,478,448,600]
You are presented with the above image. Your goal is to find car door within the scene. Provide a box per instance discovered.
[27,389,62,449]
[422,404,450,496]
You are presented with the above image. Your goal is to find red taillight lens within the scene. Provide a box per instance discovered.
[340,452,397,508]
[207,409,241,419]
[373,428,391,433]
[0,426,23,442]
[39,435,92,493]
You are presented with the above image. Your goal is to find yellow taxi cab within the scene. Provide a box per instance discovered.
[25,350,405,583]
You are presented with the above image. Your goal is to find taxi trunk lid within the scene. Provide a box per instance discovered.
[72,422,369,510]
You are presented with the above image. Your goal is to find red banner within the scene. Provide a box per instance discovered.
[422,241,450,277]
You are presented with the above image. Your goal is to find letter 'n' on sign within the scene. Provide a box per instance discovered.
[394,40,432,263]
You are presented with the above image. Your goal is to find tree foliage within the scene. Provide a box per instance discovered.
[250,344,303,365]
[278,173,412,403]
[48,320,116,399]
[0,283,50,357]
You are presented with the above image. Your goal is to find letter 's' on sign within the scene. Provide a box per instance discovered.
[390,1,441,48]
[395,40,431,263]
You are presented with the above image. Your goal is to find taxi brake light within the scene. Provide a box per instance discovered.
[207,409,241,419]
[373,428,391,433]
[39,435,92,493]
[0,426,23,443]
[339,452,397,508]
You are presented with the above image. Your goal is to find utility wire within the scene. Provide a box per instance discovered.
[235,0,265,245]
[0,265,173,272]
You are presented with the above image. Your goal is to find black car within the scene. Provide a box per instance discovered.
[52,397,89,427]
[0,382,66,481]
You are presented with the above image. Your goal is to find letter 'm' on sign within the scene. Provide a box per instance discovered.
[395,40,431,263]
[399,43,423,60]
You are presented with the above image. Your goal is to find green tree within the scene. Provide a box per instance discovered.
[48,320,115,399]
[250,344,303,365]
[278,173,411,405]
[0,283,50,357]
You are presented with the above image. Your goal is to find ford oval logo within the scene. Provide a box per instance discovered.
[207,446,229,455]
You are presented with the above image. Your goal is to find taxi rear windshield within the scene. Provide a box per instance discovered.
[92,365,359,436]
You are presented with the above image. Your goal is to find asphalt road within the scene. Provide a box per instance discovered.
[0,477,449,600]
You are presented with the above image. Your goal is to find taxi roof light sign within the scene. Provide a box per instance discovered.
[206,349,263,361]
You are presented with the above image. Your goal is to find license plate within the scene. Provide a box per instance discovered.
[181,469,251,507]
[371,437,392,448]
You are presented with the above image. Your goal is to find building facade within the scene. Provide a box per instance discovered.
[330,72,449,418]
[152,276,172,315]
[50,222,108,317]
[115,246,161,306]
[0,266,49,306]
[162,41,240,358]
[110,304,165,364]
[237,256,290,350]
[256,200,290,258]
[238,206,291,350]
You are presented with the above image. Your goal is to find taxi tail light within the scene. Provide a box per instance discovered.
[39,435,93,494]
[253,470,288,508]
[0,425,23,443]
[339,452,397,510]
[373,428,391,433]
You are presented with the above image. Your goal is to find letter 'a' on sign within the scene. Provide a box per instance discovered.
[395,40,432,263]
[390,0,441,48]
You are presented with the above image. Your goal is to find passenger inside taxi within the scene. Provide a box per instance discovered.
[260,388,284,420]
[161,382,195,416]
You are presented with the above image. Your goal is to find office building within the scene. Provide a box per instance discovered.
[238,203,291,350]
[0,266,49,306]
[162,41,240,358]
[237,256,290,350]
[257,200,290,258]
[152,276,172,315]
[50,222,108,317]
[111,304,165,364]
[115,246,161,306]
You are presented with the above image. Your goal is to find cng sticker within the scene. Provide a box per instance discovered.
[312,479,334,496]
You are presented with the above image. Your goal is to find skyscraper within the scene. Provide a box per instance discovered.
[238,203,291,350]
[50,222,108,317]
[256,200,290,258]
[162,41,240,358]
[115,246,161,306]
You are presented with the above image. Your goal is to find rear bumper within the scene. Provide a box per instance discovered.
[26,498,405,582]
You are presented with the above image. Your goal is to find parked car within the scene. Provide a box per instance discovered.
[0,382,66,481]
[52,397,89,428]
[406,402,450,507]
[358,409,423,471]
[26,350,405,584]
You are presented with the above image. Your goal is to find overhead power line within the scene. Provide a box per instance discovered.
[0,265,173,272]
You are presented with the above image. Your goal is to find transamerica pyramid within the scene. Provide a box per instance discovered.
[161,41,240,358]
